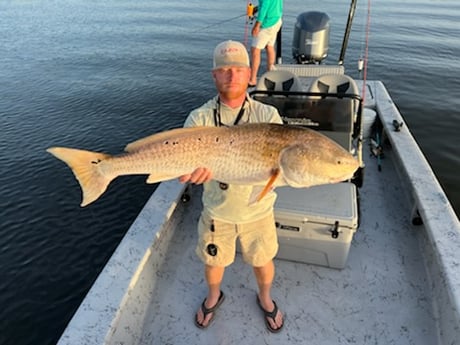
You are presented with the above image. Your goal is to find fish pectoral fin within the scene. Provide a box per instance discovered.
[279,145,310,188]
[146,173,177,184]
[248,169,280,205]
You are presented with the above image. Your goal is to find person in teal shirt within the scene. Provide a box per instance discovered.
[249,0,283,86]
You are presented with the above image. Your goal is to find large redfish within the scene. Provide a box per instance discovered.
[47,123,359,206]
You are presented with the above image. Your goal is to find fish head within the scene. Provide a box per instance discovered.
[279,142,359,188]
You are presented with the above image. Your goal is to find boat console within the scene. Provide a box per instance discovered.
[250,71,363,268]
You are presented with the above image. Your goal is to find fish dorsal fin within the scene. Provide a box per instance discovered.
[124,127,214,152]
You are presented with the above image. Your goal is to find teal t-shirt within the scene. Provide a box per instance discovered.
[257,0,283,29]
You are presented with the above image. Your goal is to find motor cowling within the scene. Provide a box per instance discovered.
[292,11,330,64]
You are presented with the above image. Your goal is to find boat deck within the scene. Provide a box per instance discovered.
[138,149,437,345]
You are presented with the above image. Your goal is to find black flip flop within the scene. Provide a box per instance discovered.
[257,296,284,333]
[195,291,225,329]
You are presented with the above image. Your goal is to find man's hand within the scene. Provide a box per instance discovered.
[179,167,213,184]
[252,21,261,37]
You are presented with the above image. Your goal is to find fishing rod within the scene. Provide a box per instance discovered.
[338,0,358,66]
[246,2,257,24]
[190,13,247,33]
[189,3,259,49]
[244,2,258,47]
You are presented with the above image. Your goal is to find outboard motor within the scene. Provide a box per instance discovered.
[292,11,330,64]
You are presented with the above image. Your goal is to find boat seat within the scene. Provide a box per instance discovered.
[307,74,360,114]
[307,74,363,168]
[255,70,303,92]
[250,73,363,190]
[251,73,360,154]
[308,74,358,94]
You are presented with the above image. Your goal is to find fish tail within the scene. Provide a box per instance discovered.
[46,147,113,207]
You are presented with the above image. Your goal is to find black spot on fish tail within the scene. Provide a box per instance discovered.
[91,159,102,164]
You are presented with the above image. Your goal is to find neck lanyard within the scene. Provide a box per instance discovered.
[213,97,248,127]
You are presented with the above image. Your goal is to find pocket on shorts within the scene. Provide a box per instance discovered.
[196,214,237,267]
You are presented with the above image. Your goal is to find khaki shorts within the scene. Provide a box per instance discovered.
[196,212,279,267]
[251,19,282,49]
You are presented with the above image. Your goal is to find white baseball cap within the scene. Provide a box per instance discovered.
[213,40,250,70]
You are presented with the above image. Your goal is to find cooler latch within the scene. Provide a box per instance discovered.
[329,221,341,239]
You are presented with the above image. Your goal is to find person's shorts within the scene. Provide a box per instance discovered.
[195,212,278,267]
[251,19,282,49]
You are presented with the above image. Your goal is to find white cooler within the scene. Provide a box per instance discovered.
[274,182,358,269]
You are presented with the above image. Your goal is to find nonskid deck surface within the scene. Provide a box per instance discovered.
[138,150,437,345]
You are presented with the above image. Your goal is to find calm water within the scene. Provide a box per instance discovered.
[1,0,459,344]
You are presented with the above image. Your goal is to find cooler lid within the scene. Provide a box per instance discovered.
[274,182,358,228]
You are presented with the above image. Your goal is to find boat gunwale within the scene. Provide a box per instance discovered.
[57,181,187,345]
[369,80,460,344]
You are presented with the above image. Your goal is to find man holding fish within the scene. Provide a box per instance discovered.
[46,40,358,333]
[180,40,285,332]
